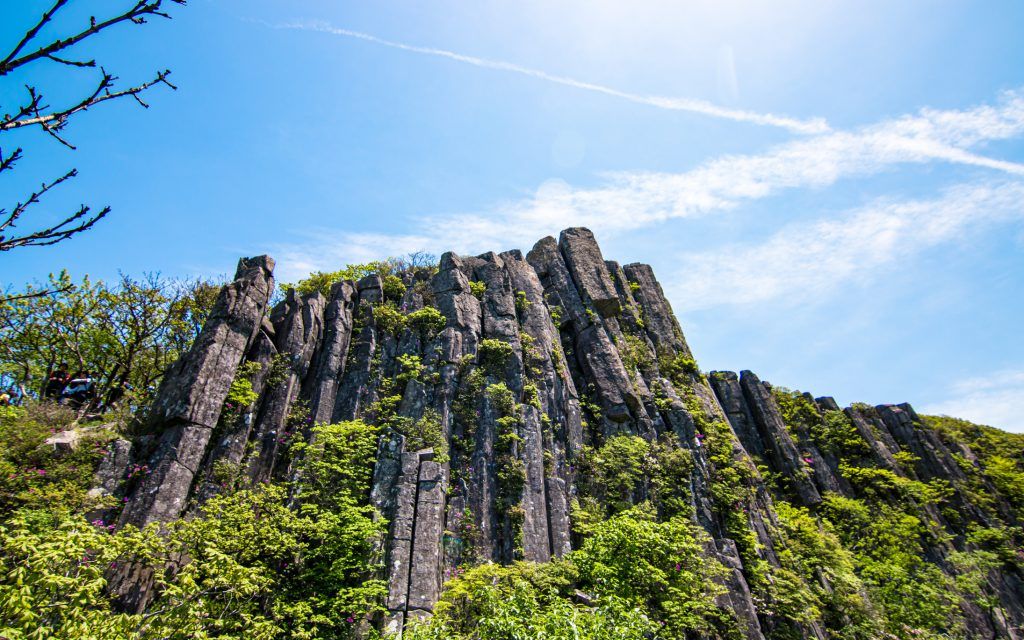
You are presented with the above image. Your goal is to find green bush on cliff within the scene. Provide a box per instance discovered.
[406,306,446,335]
[406,506,730,640]
[0,411,385,640]
[478,338,514,373]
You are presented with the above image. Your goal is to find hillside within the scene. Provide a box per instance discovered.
[1,227,1022,639]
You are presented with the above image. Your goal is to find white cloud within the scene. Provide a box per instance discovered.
[272,20,830,135]
[270,90,1024,281]
[923,369,1024,433]
[667,180,1024,309]
[411,90,1024,247]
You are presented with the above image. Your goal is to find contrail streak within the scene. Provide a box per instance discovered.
[274,20,832,135]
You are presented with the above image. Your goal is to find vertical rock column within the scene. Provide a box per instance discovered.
[622,262,692,357]
[527,233,640,430]
[305,280,358,424]
[503,250,577,559]
[332,276,384,422]
[119,255,275,528]
[739,371,822,507]
[384,450,449,634]
[112,256,274,613]
[246,290,325,484]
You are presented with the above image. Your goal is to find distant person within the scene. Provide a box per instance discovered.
[62,371,96,410]
[44,365,70,400]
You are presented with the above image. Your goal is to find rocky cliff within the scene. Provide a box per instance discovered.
[104,227,1024,638]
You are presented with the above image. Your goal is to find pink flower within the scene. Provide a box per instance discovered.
[35,469,46,475]
[346,617,354,624]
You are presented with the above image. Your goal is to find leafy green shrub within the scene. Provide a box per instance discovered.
[403,409,449,462]
[222,361,263,419]
[514,290,531,314]
[406,306,446,335]
[821,494,961,638]
[396,353,425,386]
[659,351,699,383]
[0,404,115,519]
[382,274,407,301]
[0,481,385,639]
[772,387,820,435]
[404,562,654,640]
[374,301,406,336]
[573,506,729,637]
[279,260,395,297]
[469,281,486,299]
[409,506,731,640]
[617,333,653,374]
[478,339,514,373]
[773,501,880,638]
[818,410,871,457]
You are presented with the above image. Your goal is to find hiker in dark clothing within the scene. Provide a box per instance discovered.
[44,365,70,400]
[62,371,96,410]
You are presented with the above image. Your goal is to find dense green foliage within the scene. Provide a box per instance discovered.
[3,256,1024,640]
[0,272,220,407]
[0,407,385,639]
[406,506,731,640]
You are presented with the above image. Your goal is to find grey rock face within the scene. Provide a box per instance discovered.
[120,255,274,528]
[384,449,448,622]
[738,371,822,506]
[575,324,640,424]
[526,236,590,331]
[715,538,767,640]
[622,262,691,357]
[557,228,620,318]
[247,290,325,484]
[708,371,765,459]
[89,438,133,499]
[306,280,358,424]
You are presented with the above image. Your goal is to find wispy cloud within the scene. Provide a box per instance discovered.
[424,90,1024,246]
[270,90,1024,282]
[667,180,1024,310]
[271,19,830,135]
[923,369,1024,433]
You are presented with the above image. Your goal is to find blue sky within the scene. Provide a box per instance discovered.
[3,1,1024,430]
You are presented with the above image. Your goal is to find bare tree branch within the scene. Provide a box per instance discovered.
[0,168,79,233]
[0,0,70,73]
[0,1,185,77]
[0,146,22,173]
[0,0,185,254]
[1,69,175,134]
[0,169,111,252]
